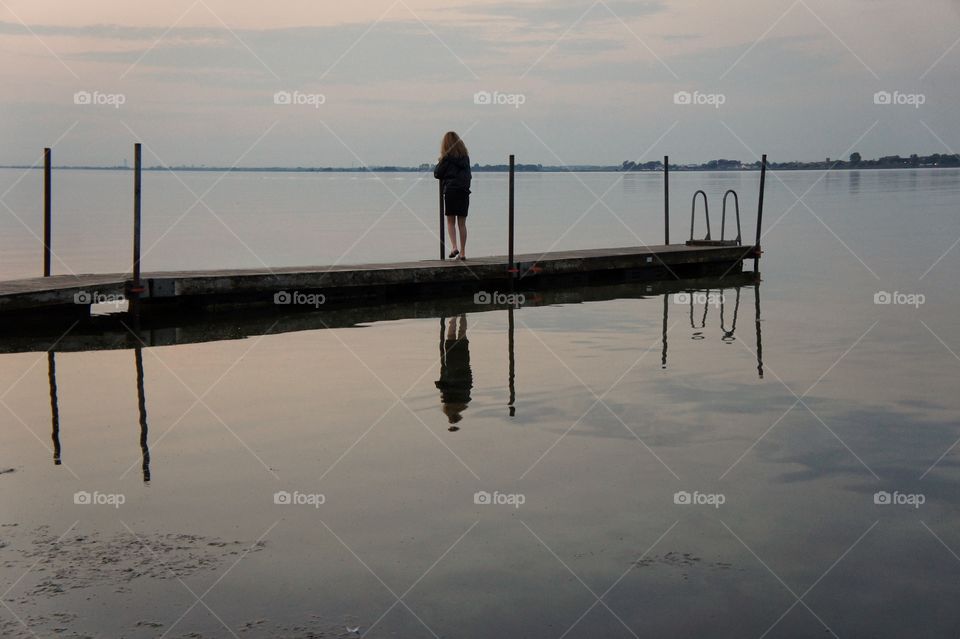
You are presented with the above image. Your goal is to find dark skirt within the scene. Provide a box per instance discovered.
[435,338,472,404]
[444,189,470,217]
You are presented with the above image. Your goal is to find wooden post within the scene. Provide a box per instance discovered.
[663,155,670,245]
[508,154,515,278]
[439,181,445,260]
[132,143,142,288]
[754,154,766,270]
[43,148,52,277]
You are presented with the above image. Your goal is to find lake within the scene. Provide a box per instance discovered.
[2,168,959,638]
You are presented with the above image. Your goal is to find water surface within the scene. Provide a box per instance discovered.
[2,169,959,638]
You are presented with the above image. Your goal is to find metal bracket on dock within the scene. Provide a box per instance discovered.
[513,262,542,278]
[126,281,146,297]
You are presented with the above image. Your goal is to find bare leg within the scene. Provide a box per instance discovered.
[446,217,458,254]
[457,216,467,258]
[457,314,467,339]
[446,316,457,340]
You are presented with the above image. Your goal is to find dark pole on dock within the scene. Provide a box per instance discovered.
[663,155,670,245]
[508,154,515,279]
[439,181,445,260]
[43,148,52,277]
[754,154,766,271]
[132,143,143,290]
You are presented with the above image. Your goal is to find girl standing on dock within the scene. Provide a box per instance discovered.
[434,131,472,260]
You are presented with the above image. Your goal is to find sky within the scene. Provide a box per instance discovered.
[1,0,959,167]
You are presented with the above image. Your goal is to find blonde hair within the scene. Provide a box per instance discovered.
[440,131,469,159]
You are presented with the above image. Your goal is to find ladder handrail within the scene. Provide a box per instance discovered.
[720,287,742,341]
[721,190,742,245]
[688,289,709,331]
[689,190,711,241]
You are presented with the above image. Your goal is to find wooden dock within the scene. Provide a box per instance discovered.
[0,244,757,322]
[4,147,769,328]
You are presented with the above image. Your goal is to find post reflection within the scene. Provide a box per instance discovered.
[46,348,152,480]
[507,307,516,417]
[661,294,668,369]
[435,315,473,431]
[135,347,151,482]
[755,285,764,379]
[48,352,61,465]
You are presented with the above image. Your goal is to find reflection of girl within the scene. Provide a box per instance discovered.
[435,315,473,431]
[433,132,472,260]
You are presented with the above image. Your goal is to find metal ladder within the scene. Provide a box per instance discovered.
[686,189,741,247]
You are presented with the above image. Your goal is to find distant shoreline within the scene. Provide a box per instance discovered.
[1,164,958,173]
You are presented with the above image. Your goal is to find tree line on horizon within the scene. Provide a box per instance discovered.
[5,153,958,173]
[620,152,960,172]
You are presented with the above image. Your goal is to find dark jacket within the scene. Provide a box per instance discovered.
[434,155,472,194]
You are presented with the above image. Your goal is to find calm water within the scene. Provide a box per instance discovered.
[2,168,960,638]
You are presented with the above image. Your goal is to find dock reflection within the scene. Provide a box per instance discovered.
[435,307,519,428]
[46,348,152,481]
[39,276,762,469]
[661,285,763,377]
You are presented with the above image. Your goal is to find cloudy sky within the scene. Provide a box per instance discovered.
[1,0,959,167]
